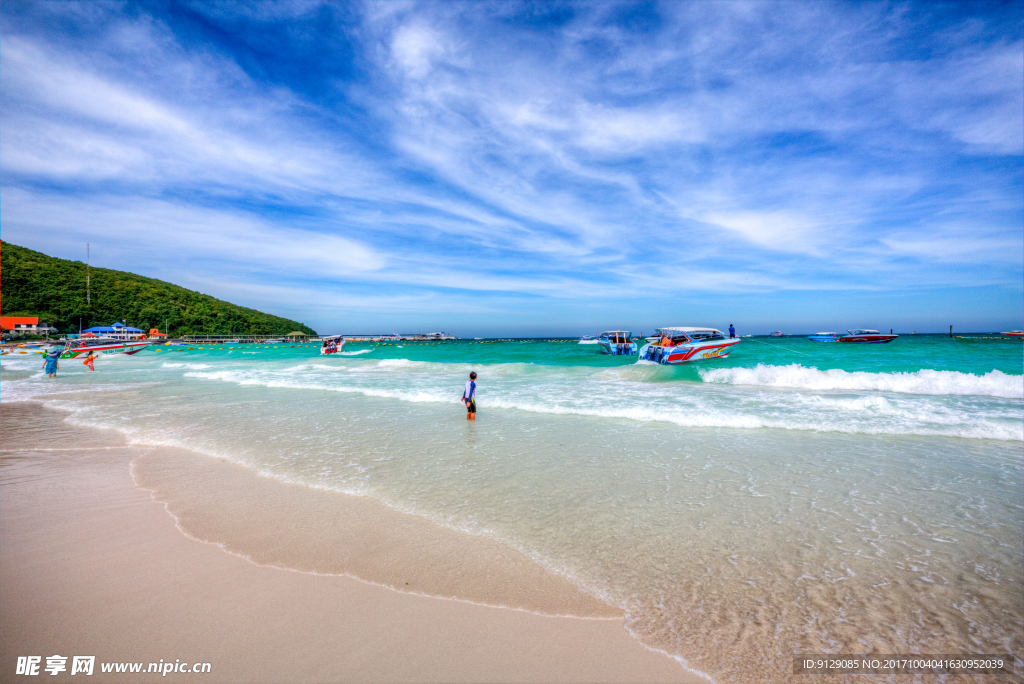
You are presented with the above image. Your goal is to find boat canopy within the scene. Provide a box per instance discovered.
[656,327,724,334]
[848,330,879,335]
[321,335,345,342]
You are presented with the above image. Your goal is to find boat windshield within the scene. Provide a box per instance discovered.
[69,338,117,349]
[849,330,879,335]
[687,330,724,340]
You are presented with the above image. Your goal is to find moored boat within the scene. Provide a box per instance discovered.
[638,328,740,364]
[578,335,599,345]
[769,331,784,337]
[807,332,840,342]
[836,329,898,344]
[58,337,156,358]
[1000,331,1024,337]
[597,330,637,355]
[320,335,346,355]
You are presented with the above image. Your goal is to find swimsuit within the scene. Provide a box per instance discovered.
[463,380,476,413]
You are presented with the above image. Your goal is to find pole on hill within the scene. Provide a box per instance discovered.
[86,244,91,306]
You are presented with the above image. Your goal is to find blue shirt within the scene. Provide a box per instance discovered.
[729,326,735,335]
[463,380,476,401]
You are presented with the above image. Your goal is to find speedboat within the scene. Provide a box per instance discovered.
[807,332,839,342]
[769,331,784,337]
[1000,331,1024,337]
[320,335,346,355]
[578,335,600,345]
[58,337,156,358]
[836,330,898,344]
[597,331,637,355]
[639,328,740,364]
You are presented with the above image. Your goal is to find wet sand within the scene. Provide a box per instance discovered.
[0,403,701,683]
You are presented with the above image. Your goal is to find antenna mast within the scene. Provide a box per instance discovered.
[86,244,91,305]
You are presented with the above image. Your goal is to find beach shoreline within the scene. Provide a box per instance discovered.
[0,402,701,683]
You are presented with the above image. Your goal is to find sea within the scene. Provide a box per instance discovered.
[3,334,1022,683]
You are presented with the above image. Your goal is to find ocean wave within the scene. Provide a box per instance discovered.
[162,362,211,370]
[698,364,1023,399]
[339,349,373,356]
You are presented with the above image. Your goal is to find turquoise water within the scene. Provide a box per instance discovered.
[3,335,1022,683]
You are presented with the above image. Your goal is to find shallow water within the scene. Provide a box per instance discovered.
[3,336,1022,683]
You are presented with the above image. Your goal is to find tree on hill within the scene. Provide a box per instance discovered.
[1,241,317,337]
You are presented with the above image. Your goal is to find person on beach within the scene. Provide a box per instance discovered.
[43,350,60,378]
[462,371,477,421]
[83,351,96,371]
[729,324,736,338]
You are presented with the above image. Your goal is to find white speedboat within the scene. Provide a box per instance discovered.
[807,332,839,342]
[597,330,637,355]
[578,335,599,345]
[639,328,740,364]
[320,335,346,355]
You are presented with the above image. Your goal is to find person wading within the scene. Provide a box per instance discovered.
[462,371,477,421]
[43,349,60,378]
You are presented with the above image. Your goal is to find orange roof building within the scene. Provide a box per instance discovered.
[1,316,40,331]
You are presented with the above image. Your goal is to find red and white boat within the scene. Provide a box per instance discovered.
[639,328,740,364]
[836,329,898,344]
[319,335,346,355]
[58,336,156,358]
[1000,331,1024,337]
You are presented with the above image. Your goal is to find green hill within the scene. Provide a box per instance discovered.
[1,241,317,337]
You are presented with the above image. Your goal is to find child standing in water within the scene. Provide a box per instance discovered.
[83,351,96,371]
[43,350,60,378]
[462,371,477,421]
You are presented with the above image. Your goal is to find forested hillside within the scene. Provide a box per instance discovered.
[1,241,317,337]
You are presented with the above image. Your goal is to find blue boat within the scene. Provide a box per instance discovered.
[597,330,637,355]
[807,332,840,342]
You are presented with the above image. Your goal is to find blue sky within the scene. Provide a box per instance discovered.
[1,1,1021,336]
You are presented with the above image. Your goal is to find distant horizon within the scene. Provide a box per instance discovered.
[2,2,1020,336]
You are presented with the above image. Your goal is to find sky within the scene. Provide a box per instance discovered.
[1,1,1021,337]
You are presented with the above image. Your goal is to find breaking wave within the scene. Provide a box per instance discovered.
[699,364,1023,399]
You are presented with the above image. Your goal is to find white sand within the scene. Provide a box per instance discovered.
[0,403,702,683]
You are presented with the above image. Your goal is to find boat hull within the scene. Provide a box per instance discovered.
[639,338,740,364]
[836,335,898,344]
[807,335,839,342]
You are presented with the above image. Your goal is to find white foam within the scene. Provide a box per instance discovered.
[162,362,211,370]
[699,364,1023,399]
[374,358,419,368]
[339,349,373,356]
[174,359,1022,441]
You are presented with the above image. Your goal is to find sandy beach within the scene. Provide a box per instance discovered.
[0,402,700,683]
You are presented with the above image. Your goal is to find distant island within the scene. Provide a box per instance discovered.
[1,241,317,338]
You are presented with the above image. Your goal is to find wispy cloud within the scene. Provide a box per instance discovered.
[1,1,1020,334]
